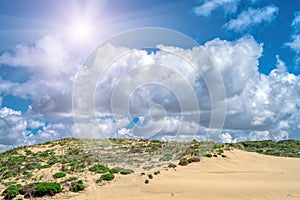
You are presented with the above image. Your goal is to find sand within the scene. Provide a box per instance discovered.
[50,149,300,200]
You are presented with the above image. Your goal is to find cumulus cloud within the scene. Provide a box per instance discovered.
[286,35,300,53]
[0,107,74,151]
[0,35,79,114]
[291,11,300,32]
[78,37,300,142]
[286,11,300,69]
[1,34,300,151]
[193,0,240,17]
[223,5,279,32]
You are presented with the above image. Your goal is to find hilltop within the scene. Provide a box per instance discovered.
[0,138,299,199]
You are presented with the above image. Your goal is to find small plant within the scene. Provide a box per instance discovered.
[168,163,177,168]
[154,171,160,175]
[100,173,115,181]
[222,154,227,158]
[141,172,146,176]
[110,167,121,174]
[145,179,149,184]
[204,153,212,158]
[188,157,200,163]
[20,182,62,197]
[217,149,224,154]
[213,154,218,157]
[148,174,153,179]
[53,172,66,179]
[2,184,22,199]
[179,158,190,166]
[89,165,110,174]
[71,180,85,192]
[120,169,134,175]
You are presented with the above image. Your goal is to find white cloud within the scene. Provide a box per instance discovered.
[0,35,79,114]
[286,11,300,67]
[223,5,279,32]
[1,34,300,151]
[193,0,240,17]
[286,34,300,53]
[291,11,300,32]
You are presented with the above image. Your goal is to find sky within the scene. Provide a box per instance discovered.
[0,0,300,151]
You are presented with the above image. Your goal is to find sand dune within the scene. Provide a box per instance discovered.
[52,149,300,200]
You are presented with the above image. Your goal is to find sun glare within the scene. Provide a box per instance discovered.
[68,20,92,41]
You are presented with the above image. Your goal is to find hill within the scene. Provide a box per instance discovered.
[0,138,299,199]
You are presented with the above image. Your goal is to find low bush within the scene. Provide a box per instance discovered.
[120,169,134,175]
[168,163,177,168]
[188,157,200,163]
[110,167,121,174]
[148,174,153,179]
[2,184,22,199]
[100,173,115,181]
[53,172,66,179]
[154,171,160,175]
[89,165,110,174]
[145,179,149,184]
[71,180,85,192]
[204,153,212,158]
[20,182,62,197]
[217,149,224,154]
[179,158,189,166]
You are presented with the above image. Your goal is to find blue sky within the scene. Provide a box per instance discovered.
[0,0,300,151]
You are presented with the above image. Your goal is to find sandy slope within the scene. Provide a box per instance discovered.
[52,149,300,200]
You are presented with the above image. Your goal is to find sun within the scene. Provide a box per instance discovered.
[68,19,92,41]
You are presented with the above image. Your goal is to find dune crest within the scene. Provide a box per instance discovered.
[54,149,300,200]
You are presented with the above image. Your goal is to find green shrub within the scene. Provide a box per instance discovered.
[110,167,121,174]
[213,143,224,149]
[168,163,177,168]
[188,157,200,163]
[100,173,115,181]
[217,149,224,154]
[141,172,146,176]
[145,179,149,184]
[154,171,160,175]
[89,165,109,174]
[120,169,134,175]
[148,174,153,179]
[2,184,21,199]
[179,158,190,166]
[19,182,61,197]
[204,153,212,158]
[71,180,85,192]
[53,172,66,179]
[35,182,62,196]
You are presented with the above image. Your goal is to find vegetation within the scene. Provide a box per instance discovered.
[110,167,121,174]
[120,169,134,175]
[100,173,115,181]
[70,180,85,192]
[0,137,299,199]
[2,184,22,199]
[89,165,110,174]
[154,171,160,175]
[52,172,66,179]
[232,140,300,158]
[19,182,62,198]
